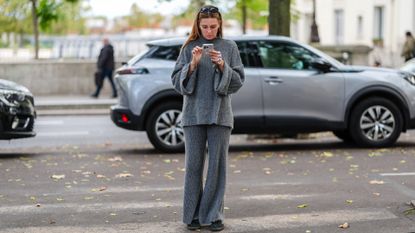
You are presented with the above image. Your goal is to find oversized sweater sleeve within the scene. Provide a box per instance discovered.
[171,45,198,95]
[214,42,245,96]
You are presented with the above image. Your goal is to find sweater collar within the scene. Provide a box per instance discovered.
[199,36,218,44]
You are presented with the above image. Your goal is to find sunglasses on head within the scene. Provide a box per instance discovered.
[199,6,219,14]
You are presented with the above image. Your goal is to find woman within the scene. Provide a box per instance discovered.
[171,5,244,232]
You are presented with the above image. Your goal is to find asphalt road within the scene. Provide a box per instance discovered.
[1,115,415,232]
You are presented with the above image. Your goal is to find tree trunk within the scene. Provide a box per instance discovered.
[30,0,39,59]
[269,0,290,36]
[242,0,247,34]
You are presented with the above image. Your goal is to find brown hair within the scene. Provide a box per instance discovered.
[182,5,223,49]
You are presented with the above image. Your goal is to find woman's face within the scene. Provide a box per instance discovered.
[199,18,220,40]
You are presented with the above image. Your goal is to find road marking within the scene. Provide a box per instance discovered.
[239,194,316,200]
[380,172,415,176]
[37,131,89,137]
[0,208,397,233]
[35,120,64,126]
[0,201,179,215]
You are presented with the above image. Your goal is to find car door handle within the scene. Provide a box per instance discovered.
[264,76,283,85]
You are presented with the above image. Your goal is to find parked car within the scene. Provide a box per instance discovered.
[110,35,415,152]
[401,58,415,74]
[0,79,36,139]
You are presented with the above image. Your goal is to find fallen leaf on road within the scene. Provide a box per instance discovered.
[96,174,106,178]
[369,180,384,185]
[297,204,308,208]
[400,160,406,164]
[56,198,64,201]
[224,207,230,210]
[345,200,353,204]
[110,213,117,216]
[116,173,133,178]
[233,170,241,174]
[51,174,65,180]
[338,222,349,229]
[163,159,171,164]
[108,156,123,162]
[84,196,94,200]
[321,152,333,158]
[373,192,381,197]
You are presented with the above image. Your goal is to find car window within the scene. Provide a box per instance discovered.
[236,41,263,68]
[256,41,318,70]
[146,45,181,61]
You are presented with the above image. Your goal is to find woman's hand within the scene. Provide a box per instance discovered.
[190,46,203,72]
[208,49,225,71]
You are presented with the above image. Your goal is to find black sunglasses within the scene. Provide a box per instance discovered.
[199,6,219,14]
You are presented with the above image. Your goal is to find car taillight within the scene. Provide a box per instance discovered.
[121,114,129,123]
[116,67,149,75]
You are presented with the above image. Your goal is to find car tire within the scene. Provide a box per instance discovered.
[332,130,353,143]
[349,97,403,147]
[146,101,184,153]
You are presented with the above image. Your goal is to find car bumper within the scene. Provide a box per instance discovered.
[0,131,36,139]
[0,114,36,140]
[110,105,144,131]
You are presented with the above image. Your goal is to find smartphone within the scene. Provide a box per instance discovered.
[202,43,214,54]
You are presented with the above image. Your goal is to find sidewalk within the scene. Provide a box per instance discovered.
[35,95,118,116]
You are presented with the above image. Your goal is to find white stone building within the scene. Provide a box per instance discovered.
[291,0,415,67]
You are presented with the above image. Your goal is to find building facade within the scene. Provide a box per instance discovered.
[292,0,415,67]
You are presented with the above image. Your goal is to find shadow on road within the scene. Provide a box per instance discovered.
[0,152,44,159]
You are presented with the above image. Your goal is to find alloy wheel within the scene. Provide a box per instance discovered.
[155,110,183,146]
[359,105,395,141]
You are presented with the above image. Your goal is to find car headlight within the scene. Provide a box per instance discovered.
[401,72,415,85]
[0,89,24,107]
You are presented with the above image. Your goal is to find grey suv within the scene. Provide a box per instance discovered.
[110,36,415,152]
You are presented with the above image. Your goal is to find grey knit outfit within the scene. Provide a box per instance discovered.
[171,37,244,225]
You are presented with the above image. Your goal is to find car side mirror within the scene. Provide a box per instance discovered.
[121,62,127,66]
[310,58,332,73]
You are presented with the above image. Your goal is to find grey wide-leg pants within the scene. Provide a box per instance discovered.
[182,124,231,225]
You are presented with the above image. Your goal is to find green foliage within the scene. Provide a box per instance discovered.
[0,0,32,34]
[227,0,268,30]
[37,0,60,31]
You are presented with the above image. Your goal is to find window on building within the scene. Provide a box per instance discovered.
[357,16,364,39]
[334,9,344,44]
[373,6,384,40]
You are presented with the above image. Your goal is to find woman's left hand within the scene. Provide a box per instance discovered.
[208,49,225,71]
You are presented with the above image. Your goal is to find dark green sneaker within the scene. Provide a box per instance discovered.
[209,220,224,231]
[187,219,201,230]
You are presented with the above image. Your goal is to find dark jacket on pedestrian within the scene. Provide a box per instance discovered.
[97,44,115,70]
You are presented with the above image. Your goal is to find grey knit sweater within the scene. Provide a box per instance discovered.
[171,37,245,128]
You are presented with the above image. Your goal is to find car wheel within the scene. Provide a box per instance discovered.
[146,101,184,153]
[332,130,353,143]
[349,97,403,147]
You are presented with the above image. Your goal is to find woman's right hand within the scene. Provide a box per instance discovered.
[190,46,203,71]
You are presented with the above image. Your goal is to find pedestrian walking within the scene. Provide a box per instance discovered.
[171,5,244,232]
[401,31,415,62]
[91,38,118,98]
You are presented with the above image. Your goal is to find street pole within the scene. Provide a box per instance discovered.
[310,0,320,43]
